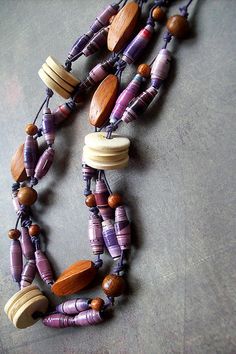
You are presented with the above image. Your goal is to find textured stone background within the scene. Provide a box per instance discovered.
[0,0,235,353]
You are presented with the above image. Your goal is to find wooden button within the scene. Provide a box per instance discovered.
[38,68,71,99]
[11,144,27,182]
[84,155,129,170]
[45,56,80,86]
[85,132,130,152]
[42,63,75,93]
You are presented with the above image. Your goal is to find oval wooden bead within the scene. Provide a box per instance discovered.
[90,297,104,311]
[108,193,123,208]
[89,74,119,128]
[107,2,140,52]
[8,229,21,240]
[51,260,97,296]
[17,187,37,206]
[166,14,189,38]
[11,144,27,182]
[102,274,125,297]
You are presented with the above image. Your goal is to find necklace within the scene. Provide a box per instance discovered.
[4,0,195,329]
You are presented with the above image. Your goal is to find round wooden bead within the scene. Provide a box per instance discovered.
[8,229,21,240]
[17,187,37,206]
[108,193,123,208]
[166,15,189,38]
[102,274,125,297]
[85,194,97,207]
[152,7,166,22]
[29,224,41,236]
[137,63,151,78]
[90,297,105,311]
[25,124,38,136]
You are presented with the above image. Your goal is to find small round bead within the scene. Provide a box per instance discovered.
[8,229,21,240]
[152,7,166,22]
[102,274,125,297]
[85,194,97,207]
[166,15,189,38]
[108,193,123,209]
[17,187,38,206]
[25,123,38,136]
[29,224,41,236]
[137,64,151,78]
[90,297,105,311]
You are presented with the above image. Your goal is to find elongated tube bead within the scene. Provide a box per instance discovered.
[109,74,143,124]
[20,259,36,288]
[83,27,109,57]
[90,4,119,33]
[53,102,74,125]
[43,313,75,328]
[56,299,90,315]
[88,214,104,255]
[42,107,55,146]
[102,219,121,259]
[12,193,21,215]
[151,49,171,86]
[94,179,114,220]
[82,163,96,181]
[34,147,55,180]
[122,24,154,64]
[24,135,38,177]
[115,206,131,250]
[35,250,54,285]
[74,309,103,326]
[68,30,94,60]
[21,227,35,260]
[10,239,23,283]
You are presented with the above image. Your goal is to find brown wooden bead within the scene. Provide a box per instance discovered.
[17,187,37,206]
[108,193,123,209]
[25,124,38,136]
[11,144,27,182]
[85,194,97,207]
[152,7,166,22]
[166,15,189,38]
[8,229,21,240]
[90,297,105,311]
[137,64,151,78]
[102,274,125,297]
[29,224,41,236]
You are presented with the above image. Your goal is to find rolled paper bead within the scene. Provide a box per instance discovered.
[90,3,119,33]
[74,309,103,326]
[21,227,35,260]
[151,49,171,84]
[34,147,55,180]
[24,135,38,177]
[102,219,121,260]
[94,179,114,220]
[88,214,104,255]
[20,260,36,288]
[12,193,21,215]
[56,298,90,315]
[82,27,109,57]
[68,29,94,60]
[43,313,75,328]
[122,24,154,64]
[35,250,54,285]
[109,74,143,124]
[53,102,74,125]
[42,107,55,146]
[115,206,131,250]
[82,162,96,181]
[10,239,23,283]
[122,86,158,123]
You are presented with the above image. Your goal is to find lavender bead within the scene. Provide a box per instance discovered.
[42,107,55,146]
[24,135,38,177]
[34,147,55,180]
[102,219,121,260]
[82,27,109,57]
[20,259,36,288]
[115,206,131,250]
[74,309,103,326]
[12,193,21,215]
[88,214,104,255]
[109,74,143,124]
[122,24,154,64]
[94,179,114,220]
[43,313,75,328]
[21,227,35,260]
[10,239,23,283]
[68,30,94,60]
[90,3,119,33]
[35,250,54,285]
[56,298,90,315]
[151,49,171,85]
[82,162,96,181]
[53,103,73,125]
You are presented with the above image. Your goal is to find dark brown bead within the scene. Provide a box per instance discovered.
[137,64,151,78]
[152,7,166,22]
[25,123,38,136]
[17,187,38,206]
[102,274,125,297]
[108,193,123,209]
[90,297,105,311]
[8,229,21,240]
[85,194,97,207]
[29,224,41,236]
[166,15,189,38]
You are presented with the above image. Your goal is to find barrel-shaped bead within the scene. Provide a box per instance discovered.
[102,219,121,260]
[88,214,104,255]
[56,298,90,315]
[94,179,114,220]
[90,3,119,33]
[42,107,55,146]
[34,147,55,180]
[82,163,96,181]
[53,103,74,125]
[74,309,103,326]
[151,49,171,84]
[12,193,21,215]
[35,250,54,285]
[24,135,38,177]
[20,260,36,288]
[10,239,23,283]
[115,206,131,250]
[21,227,35,260]
[68,30,94,60]
[43,313,75,328]
[83,27,109,57]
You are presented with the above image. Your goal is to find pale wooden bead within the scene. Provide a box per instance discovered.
[84,155,129,171]
[45,56,80,86]
[85,132,130,152]
[42,63,75,93]
[38,68,71,99]
[17,187,37,206]
[83,146,128,163]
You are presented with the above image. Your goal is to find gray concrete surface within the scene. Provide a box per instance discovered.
[0,0,236,353]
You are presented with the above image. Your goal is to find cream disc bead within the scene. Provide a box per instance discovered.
[83,146,128,162]
[84,155,129,170]
[38,68,71,99]
[45,56,80,86]
[84,132,130,152]
[84,146,129,157]
[42,63,75,93]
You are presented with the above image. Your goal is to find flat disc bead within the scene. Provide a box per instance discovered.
[83,146,128,162]
[85,132,130,152]
[45,56,80,87]
[102,274,125,297]
[17,187,37,206]
[84,155,129,171]
[166,15,189,38]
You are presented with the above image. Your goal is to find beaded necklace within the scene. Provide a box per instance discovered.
[5,0,195,329]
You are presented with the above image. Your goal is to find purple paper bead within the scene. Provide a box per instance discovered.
[24,135,38,177]
[21,227,35,260]
[43,313,75,328]
[12,193,21,215]
[151,49,171,85]
[88,214,104,255]
[20,259,36,288]
[82,162,96,181]
[90,3,119,33]
[68,30,94,60]
[74,309,103,326]
[102,219,121,260]
[82,27,109,57]
[10,239,23,283]
[109,74,143,124]
[56,298,90,315]
[115,206,131,250]
[42,107,55,146]
[35,250,54,285]
[34,147,55,180]
[94,179,114,221]
[122,24,154,64]
[53,103,73,125]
